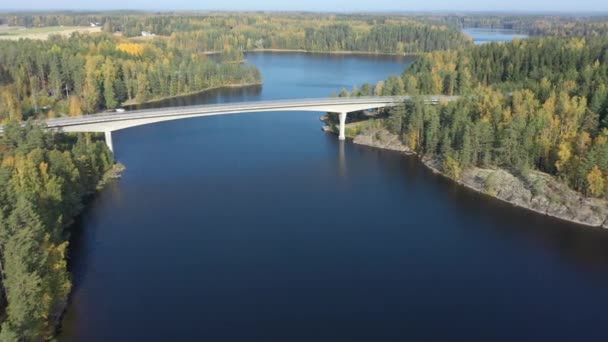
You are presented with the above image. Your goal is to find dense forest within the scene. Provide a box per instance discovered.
[0,33,261,121]
[0,123,114,340]
[2,13,472,53]
[0,12,480,123]
[144,16,471,53]
[350,36,608,197]
[6,12,608,40]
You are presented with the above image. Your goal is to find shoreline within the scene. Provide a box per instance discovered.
[53,161,126,337]
[194,49,421,57]
[121,82,263,107]
[246,48,422,57]
[338,126,608,230]
[417,158,608,229]
[97,163,126,189]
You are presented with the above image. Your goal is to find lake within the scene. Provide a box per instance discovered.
[60,52,608,341]
[463,28,529,44]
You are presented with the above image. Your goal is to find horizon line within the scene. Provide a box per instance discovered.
[1,9,608,16]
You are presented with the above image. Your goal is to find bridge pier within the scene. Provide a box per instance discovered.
[338,112,347,141]
[104,131,114,153]
[0,97,457,143]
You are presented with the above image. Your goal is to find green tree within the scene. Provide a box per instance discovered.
[82,56,102,113]
[102,59,119,109]
[1,200,47,341]
[386,103,406,135]
[136,73,150,103]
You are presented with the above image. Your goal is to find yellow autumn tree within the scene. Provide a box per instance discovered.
[575,131,592,155]
[69,96,83,117]
[2,87,22,121]
[587,166,604,197]
[374,81,384,96]
[117,43,145,56]
[555,142,572,172]
[443,156,462,180]
[407,131,419,151]
[41,238,72,338]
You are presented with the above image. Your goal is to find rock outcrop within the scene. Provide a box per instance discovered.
[352,128,608,229]
[353,128,413,154]
[459,167,608,228]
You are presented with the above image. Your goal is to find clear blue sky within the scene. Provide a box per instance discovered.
[0,0,606,13]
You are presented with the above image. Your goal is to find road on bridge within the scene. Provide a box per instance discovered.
[0,96,458,151]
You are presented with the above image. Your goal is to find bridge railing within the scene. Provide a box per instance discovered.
[0,96,459,132]
[74,96,413,116]
[42,96,417,127]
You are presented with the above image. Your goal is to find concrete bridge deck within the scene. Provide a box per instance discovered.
[0,96,458,152]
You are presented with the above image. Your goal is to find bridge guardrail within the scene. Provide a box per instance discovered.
[0,96,459,132]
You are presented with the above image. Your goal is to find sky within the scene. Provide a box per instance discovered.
[0,0,607,13]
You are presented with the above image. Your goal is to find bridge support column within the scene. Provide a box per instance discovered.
[338,112,347,141]
[104,131,114,153]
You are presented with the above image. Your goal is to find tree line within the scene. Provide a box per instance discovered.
[6,13,608,40]
[348,36,608,197]
[0,123,113,340]
[0,32,261,121]
[418,15,608,37]
[3,13,473,54]
[8,13,608,36]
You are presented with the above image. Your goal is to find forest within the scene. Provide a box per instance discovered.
[348,36,608,197]
[0,13,480,123]
[0,33,261,121]
[148,15,471,54]
[3,13,472,53]
[0,13,483,123]
[6,12,608,41]
[0,123,113,340]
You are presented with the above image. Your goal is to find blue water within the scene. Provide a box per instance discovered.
[61,53,608,342]
[463,28,529,45]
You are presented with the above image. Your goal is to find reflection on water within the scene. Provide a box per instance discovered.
[125,84,264,110]
[62,52,608,342]
[338,140,347,177]
[421,155,608,276]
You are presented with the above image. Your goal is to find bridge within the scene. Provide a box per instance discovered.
[1,96,457,152]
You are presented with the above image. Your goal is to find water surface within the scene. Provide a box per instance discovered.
[62,52,608,342]
[463,28,529,44]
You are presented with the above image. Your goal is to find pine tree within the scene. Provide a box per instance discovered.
[1,200,47,341]
[102,60,118,109]
[82,56,102,113]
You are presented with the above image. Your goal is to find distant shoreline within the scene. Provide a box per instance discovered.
[202,49,422,57]
[246,48,422,57]
[121,81,263,108]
